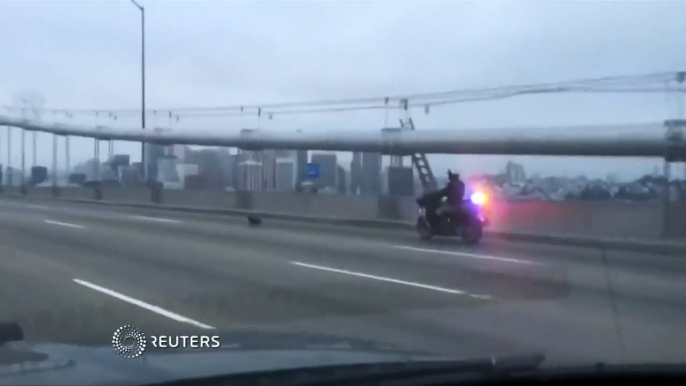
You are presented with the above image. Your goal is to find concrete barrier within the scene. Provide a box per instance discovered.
[311,194,378,220]
[378,196,414,221]
[252,191,312,214]
[1,186,23,197]
[163,190,237,209]
[235,191,253,210]
[101,187,153,204]
[59,187,96,200]
[488,200,665,239]
[27,186,56,198]
[666,201,686,238]
[3,186,684,241]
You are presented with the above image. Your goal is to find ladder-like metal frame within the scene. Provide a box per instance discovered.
[399,99,437,192]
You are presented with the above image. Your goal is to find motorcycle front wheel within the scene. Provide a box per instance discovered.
[461,222,483,245]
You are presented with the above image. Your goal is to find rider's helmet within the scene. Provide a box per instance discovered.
[447,170,459,182]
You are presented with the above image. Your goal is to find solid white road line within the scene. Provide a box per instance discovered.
[132,215,181,224]
[73,279,215,329]
[44,220,84,229]
[393,245,537,265]
[290,262,491,299]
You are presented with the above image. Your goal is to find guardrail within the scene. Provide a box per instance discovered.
[2,115,686,157]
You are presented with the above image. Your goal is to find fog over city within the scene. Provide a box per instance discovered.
[1,0,685,181]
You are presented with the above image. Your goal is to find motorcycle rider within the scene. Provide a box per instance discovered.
[437,170,466,223]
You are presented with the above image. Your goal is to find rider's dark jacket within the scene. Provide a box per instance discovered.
[437,179,465,206]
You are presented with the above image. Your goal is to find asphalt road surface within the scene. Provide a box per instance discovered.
[1,196,686,366]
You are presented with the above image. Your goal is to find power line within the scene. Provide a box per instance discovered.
[1,71,683,117]
[158,87,686,120]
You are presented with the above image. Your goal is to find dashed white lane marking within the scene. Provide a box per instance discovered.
[26,204,50,210]
[0,201,49,210]
[44,220,84,229]
[291,262,491,299]
[132,215,181,224]
[393,245,538,265]
[73,279,215,329]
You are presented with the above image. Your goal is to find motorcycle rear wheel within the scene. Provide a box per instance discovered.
[416,217,433,240]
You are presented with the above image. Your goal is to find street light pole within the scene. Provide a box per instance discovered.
[130,0,147,181]
[20,100,26,193]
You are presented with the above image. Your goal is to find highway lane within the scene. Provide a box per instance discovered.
[1,197,686,366]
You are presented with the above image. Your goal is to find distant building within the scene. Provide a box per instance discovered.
[361,152,382,195]
[157,156,179,184]
[119,164,141,187]
[387,166,414,196]
[275,149,295,158]
[145,128,171,182]
[235,158,262,191]
[337,165,347,194]
[99,162,117,181]
[311,153,338,190]
[172,144,186,163]
[235,151,256,191]
[68,173,87,185]
[217,149,235,189]
[110,154,130,179]
[146,146,165,181]
[184,147,234,189]
[30,166,48,185]
[9,167,23,186]
[350,152,362,195]
[296,150,309,190]
[261,150,277,191]
[275,159,296,191]
[233,151,247,190]
[273,149,298,192]
[176,164,199,188]
[72,158,101,181]
[506,161,526,184]
[234,149,283,191]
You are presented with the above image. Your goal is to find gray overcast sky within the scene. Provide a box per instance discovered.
[1,0,685,180]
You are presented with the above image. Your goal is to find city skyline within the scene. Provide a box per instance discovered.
[2,1,685,181]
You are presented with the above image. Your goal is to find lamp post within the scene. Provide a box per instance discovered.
[130,0,146,181]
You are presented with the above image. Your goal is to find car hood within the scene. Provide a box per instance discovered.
[0,330,448,385]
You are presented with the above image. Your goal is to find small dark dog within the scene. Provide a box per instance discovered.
[247,216,262,226]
